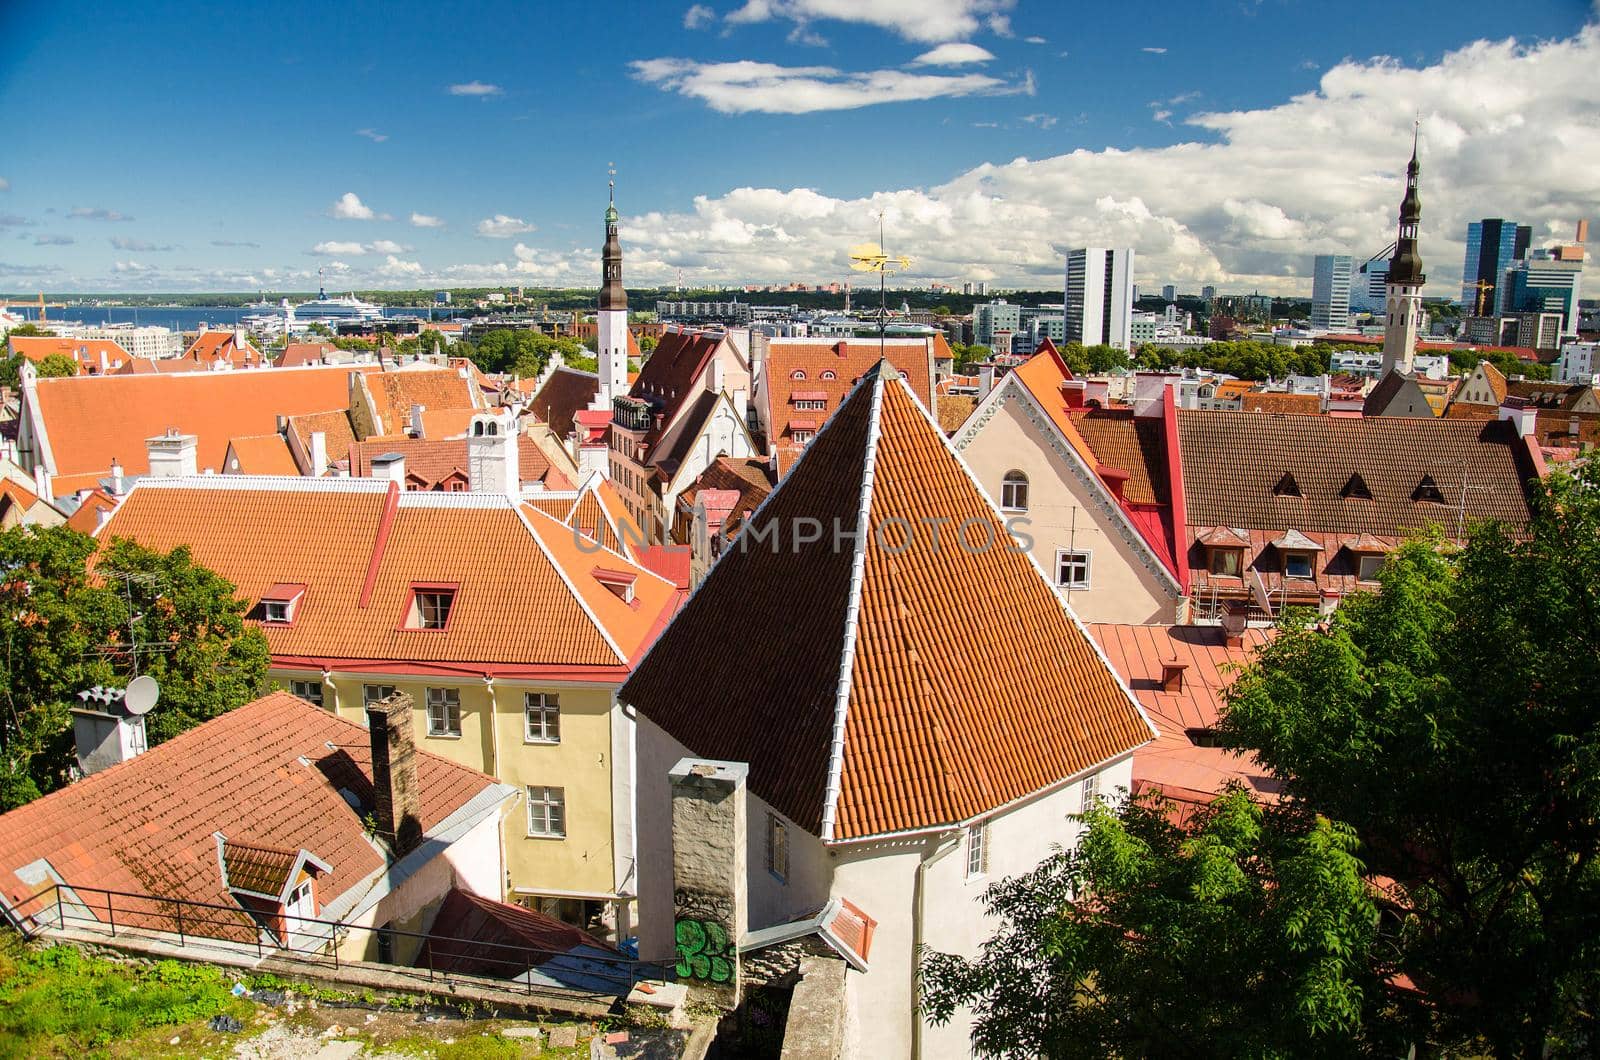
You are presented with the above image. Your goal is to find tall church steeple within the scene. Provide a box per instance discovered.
[599,170,627,312]
[593,166,630,413]
[1381,128,1426,376]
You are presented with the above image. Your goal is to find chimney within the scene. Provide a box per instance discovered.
[1498,396,1538,438]
[1577,219,1589,244]
[1099,465,1129,502]
[467,409,521,495]
[366,691,423,857]
[669,757,748,1009]
[371,452,407,486]
[1160,660,1188,693]
[1061,379,1087,409]
[409,403,427,438]
[145,429,199,477]
[310,430,329,477]
[1084,379,1110,406]
[109,459,124,495]
[1133,373,1175,419]
[1220,609,1247,648]
[72,684,151,776]
[978,364,995,398]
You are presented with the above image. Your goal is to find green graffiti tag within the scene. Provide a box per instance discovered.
[674,918,733,983]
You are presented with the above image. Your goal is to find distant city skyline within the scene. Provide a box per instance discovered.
[0,0,1596,295]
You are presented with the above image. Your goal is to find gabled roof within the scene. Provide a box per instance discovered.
[225,434,299,476]
[622,364,1153,841]
[63,487,117,535]
[1363,369,1437,418]
[763,338,936,469]
[286,408,359,465]
[631,328,726,414]
[27,365,373,491]
[364,367,482,436]
[347,434,569,491]
[95,478,679,675]
[528,366,599,441]
[275,342,339,368]
[1176,409,1538,535]
[675,457,772,539]
[420,888,619,981]
[0,692,502,936]
[9,336,131,375]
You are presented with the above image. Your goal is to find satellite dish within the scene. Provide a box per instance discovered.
[123,675,159,716]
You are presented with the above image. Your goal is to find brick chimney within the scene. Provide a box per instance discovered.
[367,692,423,857]
[1220,609,1247,648]
[669,757,748,1010]
[1160,660,1188,692]
[1061,379,1087,408]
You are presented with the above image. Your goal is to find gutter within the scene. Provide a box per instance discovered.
[911,830,962,1060]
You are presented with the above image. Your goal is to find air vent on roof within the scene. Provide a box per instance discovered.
[1412,474,1445,504]
[1272,472,1302,498]
[1340,473,1373,500]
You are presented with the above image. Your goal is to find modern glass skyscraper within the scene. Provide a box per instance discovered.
[1352,257,1389,313]
[1504,250,1584,337]
[1311,254,1353,329]
[1064,248,1136,349]
[1459,218,1531,314]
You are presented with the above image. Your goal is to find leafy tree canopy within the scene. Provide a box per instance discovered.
[465,329,584,376]
[33,353,78,378]
[0,527,269,809]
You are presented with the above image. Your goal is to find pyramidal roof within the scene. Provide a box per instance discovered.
[621,362,1154,842]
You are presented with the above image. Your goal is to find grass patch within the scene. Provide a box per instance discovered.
[0,938,248,1058]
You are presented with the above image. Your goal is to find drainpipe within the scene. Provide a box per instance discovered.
[912,830,962,1059]
[321,669,337,716]
[482,674,500,777]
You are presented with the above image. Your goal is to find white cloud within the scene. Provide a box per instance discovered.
[1020,112,1058,129]
[448,81,503,97]
[910,43,996,66]
[1141,46,1167,54]
[631,57,1026,114]
[1152,109,1172,122]
[410,212,445,228]
[356,128,389,142]
[724,0,1016,43]
[110,237,174,251]
[369,239,409,254]
[379,255,424,277]
[69,207,132,222]
[328,192,376,220]
[312,240,368,255]
[113,260,156,273]
[1024,35,1045,44]
[476,214,536,237]
[683,3,715,28]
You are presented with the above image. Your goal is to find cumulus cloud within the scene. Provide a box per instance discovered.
[328,192,378,220]
[111,237,174,252]
[603,26,1600,295]
[312,240,369,255]
[476,214,535,237]
[1020,112,1058,128]
[1024,35,1045,44]
[369,239,409,254]
[70,207,132,221]
[683,3,715,28]
[631,57,1026,114]
[724,0,1016,43]
[410,212,445,228]
[1141,46,1167,54]
[910,42,996,66]
[379,255,423,277]
[356,128,389,142]
[113,260,156,273]
[34,234,74,246]
[448,81,503,97]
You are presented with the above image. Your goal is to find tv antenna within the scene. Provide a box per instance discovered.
[849,211,912,361]
[82,569,176,675]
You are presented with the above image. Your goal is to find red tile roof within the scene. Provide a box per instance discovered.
[528,366,600,441]
[763,338,936,471]
[225,434,299,476]
[347,434,567,491]
[420,888,618,978]
[10,336,131,375]
[0,691,499,937]
[364,367,482,436]
[623,364,1153,841]
[275,342,340,368]
[29,365,373,490]
[96,479,679,675]
[1090,623,1279,803]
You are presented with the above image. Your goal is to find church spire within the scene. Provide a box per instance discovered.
[599,164,626,311]
[1387,123,1426,287]
[1381,128,1426,376]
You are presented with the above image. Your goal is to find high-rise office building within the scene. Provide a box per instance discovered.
[1161,284,1176,302]
[1201,284,1217,302]
[1351,258,1389,313]
[1310,254,1354,330]
[972,300,1022,347]
[1460,218,1531,314]
[1504,250,1584,338]
[1064,248,1136,349]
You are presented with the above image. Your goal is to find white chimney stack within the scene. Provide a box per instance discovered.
[371,452,407,486]
[145,429,199,478]
[310,430,329,477]
[468,409,521,495]
[1498,397,1538,439]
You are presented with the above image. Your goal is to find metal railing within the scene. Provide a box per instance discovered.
[19,883,643,1001]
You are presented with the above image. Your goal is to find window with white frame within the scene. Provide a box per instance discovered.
[1357,554,1385,581]
[404,586,456,630]
[794,399,826,410]
[1056,549,1091,589]
[289,679,324,708]
[1081,772,1101,812]
[1283,550,1315,579]
[425,687,461,737]
[362,684,397,708]
[766,813,789,882]
[524,693,561,743]
[527,786,566,837]
[263,600,291,624]
[1000,470,1029,511]
[966,822,989,879]
[792,430,814,445]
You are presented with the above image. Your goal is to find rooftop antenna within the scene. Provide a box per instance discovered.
[849,211,912,362]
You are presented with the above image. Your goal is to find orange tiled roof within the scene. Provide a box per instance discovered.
[763,338,935,470]
[936,394,976,434]
[29,365,373,486]
[1090,623,1279,803]
[96,478,680,674]
[1240,392,1320,415]
[364,367,481,436]
[0,691,500,934]
[623,364,1153,841]
[10,336,131,375]
[225,434,299,476]
[275,342,339,368]
[63,488,117,534]
[347,434,565,490]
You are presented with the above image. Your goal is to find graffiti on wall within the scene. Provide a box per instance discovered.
[674,888,735,984]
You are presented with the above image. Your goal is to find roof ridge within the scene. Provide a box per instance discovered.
[818,369,887,842]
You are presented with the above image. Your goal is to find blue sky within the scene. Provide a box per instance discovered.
[1,0,1596,293]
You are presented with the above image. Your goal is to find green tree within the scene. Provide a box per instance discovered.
[638,332,659,354]
[5,324,55,338]
[1222,463,1600,1056]
[0,527,269,808]
[922,790,1385,1057]
[34,353,78,378]
[305,322,334,337]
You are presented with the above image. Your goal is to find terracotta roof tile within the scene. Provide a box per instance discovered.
[365,368,481,436]
[0,692,497,934]
[347,434,562,490]
[220,840,300,897]
[225,434,299,476]
[63,488,117,534]
[529,366,599,440]
[274,342,340,368]
[623,365,1152,840]
[10,336,132,375]
[763,338,935,470]
[936,394,977,434]
[1240,392,1321,415]
[30,365,371,484]
[96,480,679,672]
[1069,409,1170,506]
[420,888,618,978]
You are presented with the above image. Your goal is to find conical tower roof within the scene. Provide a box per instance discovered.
[621,361,1154,841]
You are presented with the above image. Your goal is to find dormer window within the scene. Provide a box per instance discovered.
[1412,475,1445,504]
[1283,551,1315,578]
[791,369,807,380]
[1208,548,1243,577]
[1270,528,1324,579]
[821,370,836,380]
[1340,473,1373,500]
[403,584,457,630]
[259,583,306,625]
[1272,472,1302,498]
[592,567,637,604]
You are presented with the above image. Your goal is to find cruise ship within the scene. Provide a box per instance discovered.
[290,289,386,323]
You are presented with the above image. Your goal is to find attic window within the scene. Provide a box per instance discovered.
[592,567,637,604]
[1340,473,1373,500]
[403,584,457,630]
[259,583,306,625]
[821,370,836,380]
[1412,474,1446,504]
[791,369,807,380]
[1272,472,1302,498]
